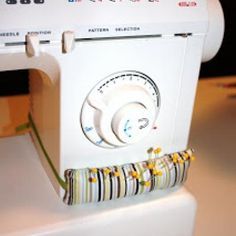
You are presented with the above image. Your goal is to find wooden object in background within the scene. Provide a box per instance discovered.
[0,95,29,137]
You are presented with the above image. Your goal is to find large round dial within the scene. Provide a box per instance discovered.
[81,71,160,148]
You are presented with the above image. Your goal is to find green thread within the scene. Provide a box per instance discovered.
[28,113,67,190]
[136,163,145,194]
[15,123,30,132]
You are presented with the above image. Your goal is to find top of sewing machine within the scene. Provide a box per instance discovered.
[0,0,214,40]
[0,0,224,62]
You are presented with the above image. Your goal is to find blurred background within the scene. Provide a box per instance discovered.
[0,0,235,96]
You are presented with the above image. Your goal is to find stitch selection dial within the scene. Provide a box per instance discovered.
[81,71,160,148]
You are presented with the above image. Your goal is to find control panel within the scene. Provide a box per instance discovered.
[0,0,223,63]
[81,71,160,148]
[0,0,209,45]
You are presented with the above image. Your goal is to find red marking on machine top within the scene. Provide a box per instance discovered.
[178,1,197,7]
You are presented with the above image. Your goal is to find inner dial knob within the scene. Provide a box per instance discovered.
[81,71,160,148]
[112,103,152,144]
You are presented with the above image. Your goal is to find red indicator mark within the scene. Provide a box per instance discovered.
[178,1,197,7]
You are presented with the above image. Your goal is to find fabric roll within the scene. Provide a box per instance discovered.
[63,148,194,205]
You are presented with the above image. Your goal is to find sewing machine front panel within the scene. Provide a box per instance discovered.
[52,35,204,171]
[0,33,205,196]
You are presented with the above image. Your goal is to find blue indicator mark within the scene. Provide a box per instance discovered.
[84,126,93,132]
[124,120,132,138]
[96,139,103,145]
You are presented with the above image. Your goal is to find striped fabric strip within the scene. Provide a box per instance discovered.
[63,148,194,205]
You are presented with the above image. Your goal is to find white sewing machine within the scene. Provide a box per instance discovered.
[0,0,224,235]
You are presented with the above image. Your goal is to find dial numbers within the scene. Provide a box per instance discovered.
[81,71,160,148]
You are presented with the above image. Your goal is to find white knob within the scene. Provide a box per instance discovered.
[97,88,156,146]
[63,31,75,53]
[81,71,160,148]
[112,103,152,144]
[26,34,40,57]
